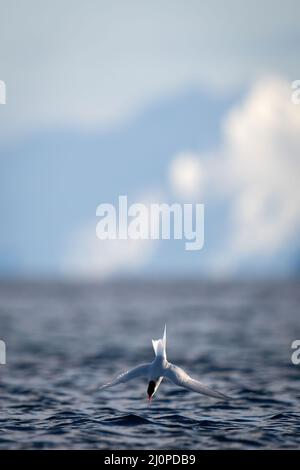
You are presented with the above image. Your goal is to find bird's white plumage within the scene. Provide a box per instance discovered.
[152,324,167,358]
[99,363,150,390]
[164,363,230,400]
[100,325,230,400]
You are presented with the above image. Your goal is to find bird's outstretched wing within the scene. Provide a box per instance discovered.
[164,363,230,400]
[99,363,150,390]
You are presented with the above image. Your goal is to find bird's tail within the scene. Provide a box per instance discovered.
[152,325,167,358]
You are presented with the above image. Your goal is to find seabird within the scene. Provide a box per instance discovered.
[100,325,230,401]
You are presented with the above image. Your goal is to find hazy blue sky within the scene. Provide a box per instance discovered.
[0,1,300,279]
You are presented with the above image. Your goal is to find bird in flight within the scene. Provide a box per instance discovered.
[100,326,230,401]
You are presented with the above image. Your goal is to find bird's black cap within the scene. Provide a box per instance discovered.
[147,380,156,398]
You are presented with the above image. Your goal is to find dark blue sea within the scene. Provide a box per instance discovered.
[0,280,299,449]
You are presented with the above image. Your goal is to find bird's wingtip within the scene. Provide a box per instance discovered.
[219,392,234,401]
[99,383,110,391]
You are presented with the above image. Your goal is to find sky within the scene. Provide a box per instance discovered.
[0,0,300,279]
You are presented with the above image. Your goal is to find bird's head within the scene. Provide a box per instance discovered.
[147,380,156,401]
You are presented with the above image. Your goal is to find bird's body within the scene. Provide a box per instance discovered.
[100,326,230,401]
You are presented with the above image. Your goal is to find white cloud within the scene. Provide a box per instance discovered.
[0,1,299,139]
[168,77,300,275]
[62,223,155,279]
[66,75,300,279]
[62,192,163,279]
[225,77,300,259]
[168,152,205,200]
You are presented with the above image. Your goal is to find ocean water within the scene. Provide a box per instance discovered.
[0,280,299,450]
